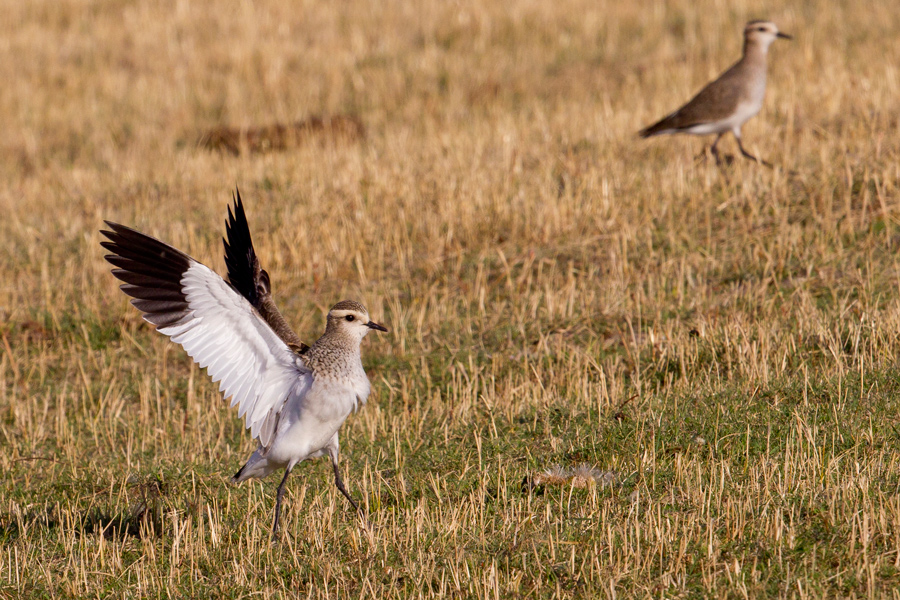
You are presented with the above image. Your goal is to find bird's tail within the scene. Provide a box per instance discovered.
[230,463,247,484]
[231,449,268,483]
[638,120,667,138]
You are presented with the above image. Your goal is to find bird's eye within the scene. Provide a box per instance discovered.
[345,315,355,322]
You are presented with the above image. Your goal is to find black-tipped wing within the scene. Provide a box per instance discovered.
[223,189,309,354]
[101,221,312,448]
[224,189,265,306]
[101,227,195,329]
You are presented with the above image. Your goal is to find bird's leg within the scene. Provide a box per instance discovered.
[709,133,724,165]
[332,457,360,512]
[326,435,366,525]
[735,135,772,168]
[271,467,292,542]
[693,134,721,164]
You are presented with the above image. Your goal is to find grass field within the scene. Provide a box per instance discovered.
[2,0,900,597]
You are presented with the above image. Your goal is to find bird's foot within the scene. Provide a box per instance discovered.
[694,148,735,167]
[737,145,773,168]
[693,148,710,164]
[716,153,737,167]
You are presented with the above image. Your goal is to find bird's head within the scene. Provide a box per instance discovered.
[744,21,791,48]
[326,300,388,342]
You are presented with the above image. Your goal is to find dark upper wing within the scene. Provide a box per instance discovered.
[223,189,309,354]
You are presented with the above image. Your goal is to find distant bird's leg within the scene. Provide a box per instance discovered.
[271,467,292,541]
[709,133,724,165]
[734,134,772,168]
[332,456,360,512]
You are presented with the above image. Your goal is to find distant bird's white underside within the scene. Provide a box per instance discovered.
[672,100,763,137]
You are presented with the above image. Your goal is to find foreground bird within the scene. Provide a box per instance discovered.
[639,20,791,166]
[100,190,387,539]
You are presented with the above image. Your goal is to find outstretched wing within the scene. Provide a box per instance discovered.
[223,189,310,354]
[100,221,311,449]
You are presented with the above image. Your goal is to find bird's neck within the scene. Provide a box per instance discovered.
[304,334,362,379]
[742,41,770,65]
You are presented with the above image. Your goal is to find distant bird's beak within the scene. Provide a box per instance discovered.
[776,32,792,40]
[367,321,389,332]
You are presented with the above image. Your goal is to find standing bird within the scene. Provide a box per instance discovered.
[639,20,791,166]
[100,190,387,540]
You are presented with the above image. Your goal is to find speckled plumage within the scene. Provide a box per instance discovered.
[328,299,368,314]
[303,303,374,405]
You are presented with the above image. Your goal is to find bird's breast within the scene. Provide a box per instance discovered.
[306,368,370,418]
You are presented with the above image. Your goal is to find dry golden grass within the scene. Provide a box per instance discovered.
[2,0,900,597]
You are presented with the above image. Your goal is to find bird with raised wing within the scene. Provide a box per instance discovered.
[100,190,387,539]
[639,20,791,166]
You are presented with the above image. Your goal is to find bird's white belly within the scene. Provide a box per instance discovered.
[682,121,734,135]
[683,99,763,136]
[266,379,358,466]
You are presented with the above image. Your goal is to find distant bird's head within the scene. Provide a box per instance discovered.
[744,21,791,49]
[326,300,388,342]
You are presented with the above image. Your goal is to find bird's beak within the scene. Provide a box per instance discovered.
[776,32,792,40]
[366,321,389,332]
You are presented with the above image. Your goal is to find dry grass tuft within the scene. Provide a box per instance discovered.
[198,114,366,155]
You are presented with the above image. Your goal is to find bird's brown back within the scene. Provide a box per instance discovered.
[640,59,749,136]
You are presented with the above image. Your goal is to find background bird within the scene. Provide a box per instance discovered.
[639,20,791,166]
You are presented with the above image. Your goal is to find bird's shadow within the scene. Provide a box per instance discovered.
[0,475,168,542]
